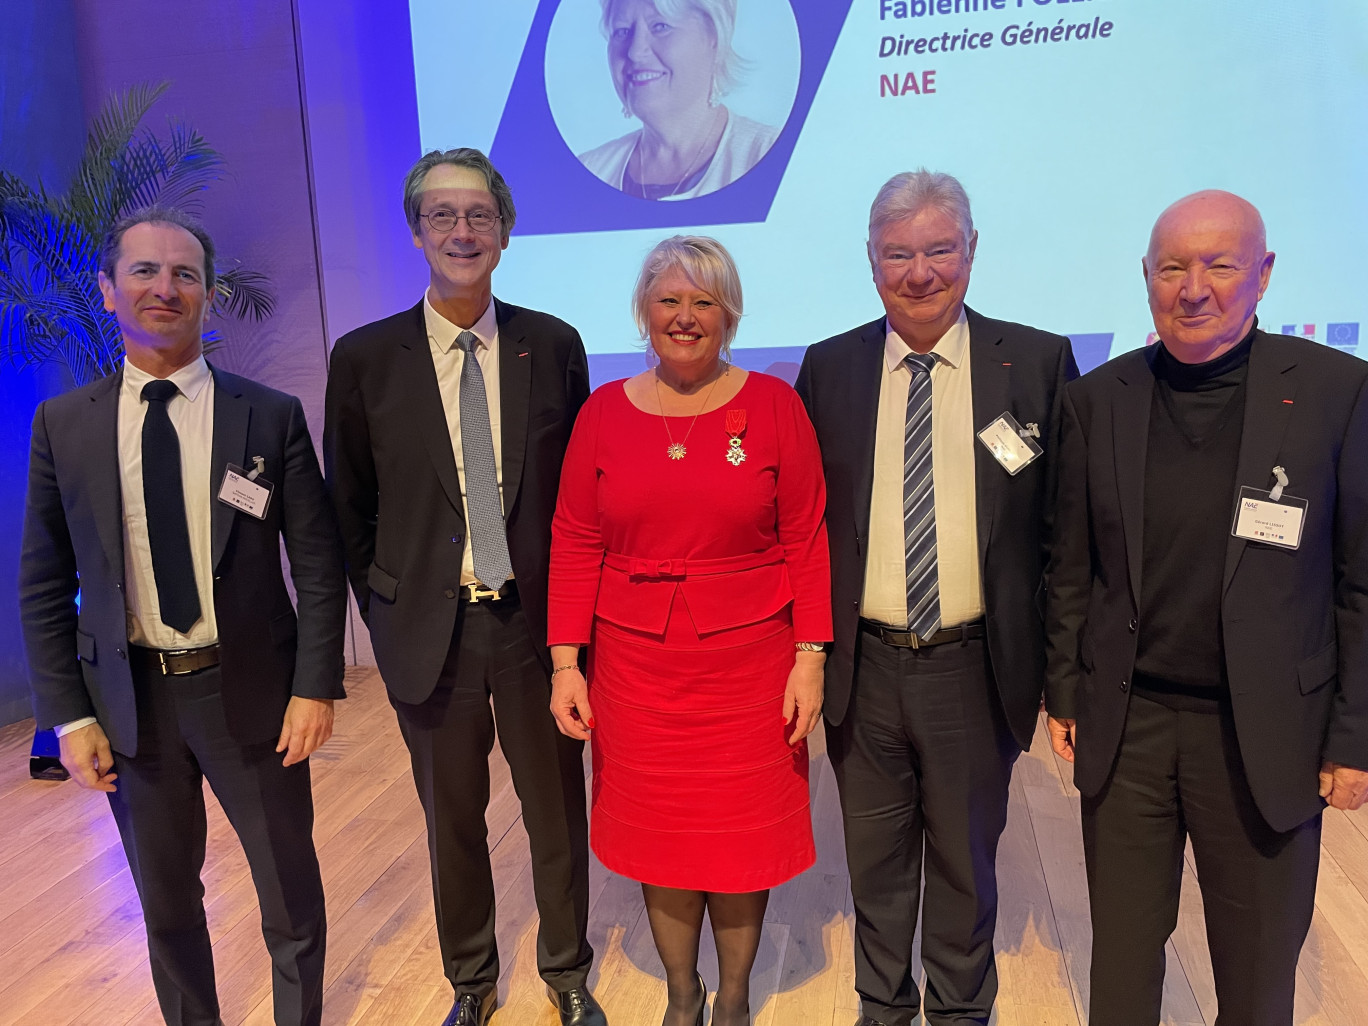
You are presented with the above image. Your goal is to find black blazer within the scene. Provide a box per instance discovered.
[323,298,591,704]
[19,365,348,757]
[796,307,1077,747]
[1044,331,1368,831]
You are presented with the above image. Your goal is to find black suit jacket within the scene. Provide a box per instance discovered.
[1044,331,1368,831]
[796,307,1078,747]
[19,365,348,757]
[323,298,591,704]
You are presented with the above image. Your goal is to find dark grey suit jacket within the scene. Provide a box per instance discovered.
[1044,331,1368,831]
[796,307,1078,748]
[19,365,348,757]
[323,298,591,705]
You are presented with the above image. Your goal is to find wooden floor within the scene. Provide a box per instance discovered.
[2,669,1367,1026]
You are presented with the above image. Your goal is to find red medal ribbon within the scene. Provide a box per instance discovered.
[725,408,747,438]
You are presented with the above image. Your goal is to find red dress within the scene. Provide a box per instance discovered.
[549,373,832,892]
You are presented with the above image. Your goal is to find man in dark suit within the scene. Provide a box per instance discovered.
[795,170,1077,1026]
[19,207,347,1026]
[323,148,604,1026]
[1044,190,1368,1026]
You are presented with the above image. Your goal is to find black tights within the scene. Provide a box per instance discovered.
[642,884,769,1026]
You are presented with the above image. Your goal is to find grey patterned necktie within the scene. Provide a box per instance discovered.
[903,351,940,639]
[456,331,513,588]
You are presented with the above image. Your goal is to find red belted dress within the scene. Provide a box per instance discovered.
[548,373,832,891]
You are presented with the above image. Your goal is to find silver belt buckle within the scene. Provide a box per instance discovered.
[880,626,919,648]
[157,649,194,676]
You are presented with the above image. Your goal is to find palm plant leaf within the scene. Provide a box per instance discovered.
[111,123,226,216]
[2,198,96,292]
[0,82,273,385]
[149,122,226,210]
[214,268,275,322]
[61,82,170,235]
[0,203,109,368]
[0,169,44,207]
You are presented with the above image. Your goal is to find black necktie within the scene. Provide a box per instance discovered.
[141,379,201,633]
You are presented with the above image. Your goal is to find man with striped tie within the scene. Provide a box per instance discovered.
[795,170,1077,1026]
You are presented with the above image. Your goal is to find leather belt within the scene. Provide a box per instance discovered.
[132,643,221,676]
[466,580,518,604]
[859,618,986,649]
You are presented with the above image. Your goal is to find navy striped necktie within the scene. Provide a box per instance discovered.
[902,352,940,639]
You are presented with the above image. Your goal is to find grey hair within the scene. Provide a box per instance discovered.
[867,169,975,250]
[632,235,743,356]
[600,0,746,101]
[402,148,516,243]
[99,206,217,291]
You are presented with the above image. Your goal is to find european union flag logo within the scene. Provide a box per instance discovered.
[1327,322,1360,348]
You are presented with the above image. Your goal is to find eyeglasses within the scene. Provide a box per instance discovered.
[419,209,502,234]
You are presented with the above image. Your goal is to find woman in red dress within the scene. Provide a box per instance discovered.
[547,236,832,1026]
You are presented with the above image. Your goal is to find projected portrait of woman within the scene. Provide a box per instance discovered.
[577,0,782,201]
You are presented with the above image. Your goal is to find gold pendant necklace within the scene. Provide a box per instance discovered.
[657,367,724,460]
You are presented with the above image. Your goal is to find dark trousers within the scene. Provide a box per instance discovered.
[1083,692,1321,1026]
[827,633,1018,1026]
[389,598,592,1000]
[108,654,326,1026]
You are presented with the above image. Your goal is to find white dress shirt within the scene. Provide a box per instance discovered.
[120,356,219,647]
[424,293,509,587]
[57,356,218,737]
[861,311,984,629]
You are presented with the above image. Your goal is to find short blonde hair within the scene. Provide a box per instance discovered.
[632,235,744,356]
[600,0,746,99]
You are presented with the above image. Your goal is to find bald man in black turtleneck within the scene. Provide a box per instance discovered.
[1043,190,1368,1026]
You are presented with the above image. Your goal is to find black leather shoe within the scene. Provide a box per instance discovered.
[442,991,497,1026]
[854,1017,892,1026]
[548,985,608,1026]
[661,973,706,1026]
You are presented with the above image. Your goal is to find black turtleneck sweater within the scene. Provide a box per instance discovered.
[1134,329,1256,703]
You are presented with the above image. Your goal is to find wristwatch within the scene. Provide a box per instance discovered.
[795,642,824,652]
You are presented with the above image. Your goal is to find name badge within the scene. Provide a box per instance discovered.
[977,411,1043,476]
[218,462,273,520]
[1231,486,1305,550]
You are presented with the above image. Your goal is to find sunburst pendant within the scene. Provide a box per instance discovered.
[667,443,688,460]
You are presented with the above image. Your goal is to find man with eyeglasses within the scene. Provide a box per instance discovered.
[324,149,604,1026]
[795,170,1077,1026]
